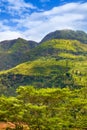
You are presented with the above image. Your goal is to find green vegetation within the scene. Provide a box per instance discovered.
[41,29,87,43]
[0,30,87,129]
[0,86,87,130]
[1,29,87,71]
[0,39,87,95]
[0,38,37,70]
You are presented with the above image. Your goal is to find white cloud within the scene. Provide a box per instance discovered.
[14,2,87,41]
[0,2,87,42]
[0,21,24,41]
[0,22,10,31]
[0,0,36,16]
[0,31,23,41]
[8,0,36,10]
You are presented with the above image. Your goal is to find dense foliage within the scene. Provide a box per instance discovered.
[0,39,87,95]
[0,86,87,130]
[0,31,87,129]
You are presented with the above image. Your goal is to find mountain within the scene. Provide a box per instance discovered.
[0,38,38,70]
[41,30,87,44]
[0,30,87,129]
[0,29,87,71]
[0,39,87,95]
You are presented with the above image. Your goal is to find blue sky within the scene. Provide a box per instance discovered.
[0,0,87,42]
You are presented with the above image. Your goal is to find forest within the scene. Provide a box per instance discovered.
[0,86,87,130]
[0,30,87,129]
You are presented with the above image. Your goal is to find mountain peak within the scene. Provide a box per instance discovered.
[41,30,87,44]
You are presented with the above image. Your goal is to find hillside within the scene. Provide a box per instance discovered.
[0,31,87,129]
[0,38,38,70]
[0,39,87,95]
[41,30,87,44]
[0,29,87,71]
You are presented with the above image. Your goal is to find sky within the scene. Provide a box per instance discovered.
[0,0,87,42]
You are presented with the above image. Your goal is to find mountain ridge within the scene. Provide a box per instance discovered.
[0,30,87,95]
[0,30,87,129]
[40,29,87,44]
[0,29,87,71]
[0,38,38,70]
[0,39,87,95]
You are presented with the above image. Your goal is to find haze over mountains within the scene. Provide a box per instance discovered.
[0,29,87,95]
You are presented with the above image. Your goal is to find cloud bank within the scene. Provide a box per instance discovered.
[0,2,87,42]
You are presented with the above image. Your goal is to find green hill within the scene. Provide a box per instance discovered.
[0,38,38,70]
[41,30,87,44]
[0,29,87,71]
[0,30,87,130]
[0,39,87,95]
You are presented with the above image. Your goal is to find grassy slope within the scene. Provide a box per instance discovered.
[0,38,37,70]
[0,39,87,95]
[41,29,87,43]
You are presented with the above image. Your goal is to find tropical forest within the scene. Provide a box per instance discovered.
[0,30,87,130]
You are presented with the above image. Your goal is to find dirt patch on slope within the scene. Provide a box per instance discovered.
[0,122,15,129]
